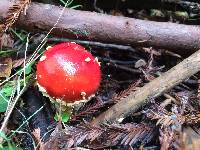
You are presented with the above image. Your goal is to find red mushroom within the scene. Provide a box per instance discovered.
[36,42,101,105]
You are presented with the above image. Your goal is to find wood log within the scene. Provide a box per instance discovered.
[0,0,200,54]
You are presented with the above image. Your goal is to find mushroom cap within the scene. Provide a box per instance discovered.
[36,42,101,103]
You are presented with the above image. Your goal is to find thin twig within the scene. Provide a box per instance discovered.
[48,38,136,53]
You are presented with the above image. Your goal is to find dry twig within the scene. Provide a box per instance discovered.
[92,49,200,125]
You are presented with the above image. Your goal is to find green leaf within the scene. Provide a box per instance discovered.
[0,97,8,112]
[54,112,70,123]
[0,131,9,141]
[54,114,59,122]
[61,112,70,123]
[0,74,32,113]
[0,82,15,112]
[24,63,32,75]
[1,144,23,150]
[0,85,14,97]
[7,144,14,150]
[0,93,8,113]
[16,63,33,76]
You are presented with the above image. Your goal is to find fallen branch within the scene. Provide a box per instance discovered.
[91,49,200,125]
[1,0,200,54]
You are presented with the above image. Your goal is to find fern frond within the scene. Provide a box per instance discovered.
[43,123,155,149]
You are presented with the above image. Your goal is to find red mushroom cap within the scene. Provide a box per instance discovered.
[36,42,101,103]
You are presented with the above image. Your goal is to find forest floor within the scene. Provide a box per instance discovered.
[0,0,200,150]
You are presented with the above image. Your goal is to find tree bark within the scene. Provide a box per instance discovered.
[92,49,200,125]
[0,0,200,54]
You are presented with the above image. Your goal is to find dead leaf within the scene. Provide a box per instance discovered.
[135,59,147,68]
[12,56,32,68]
[43,123,70,150]
[32,128,46,150]
[32,128,41,144]
[0,33,14,48]
[12,58,25,68]
[0,57,12,78]
[0,24,5,33]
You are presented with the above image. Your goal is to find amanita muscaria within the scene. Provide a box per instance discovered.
[36,42,101,106]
